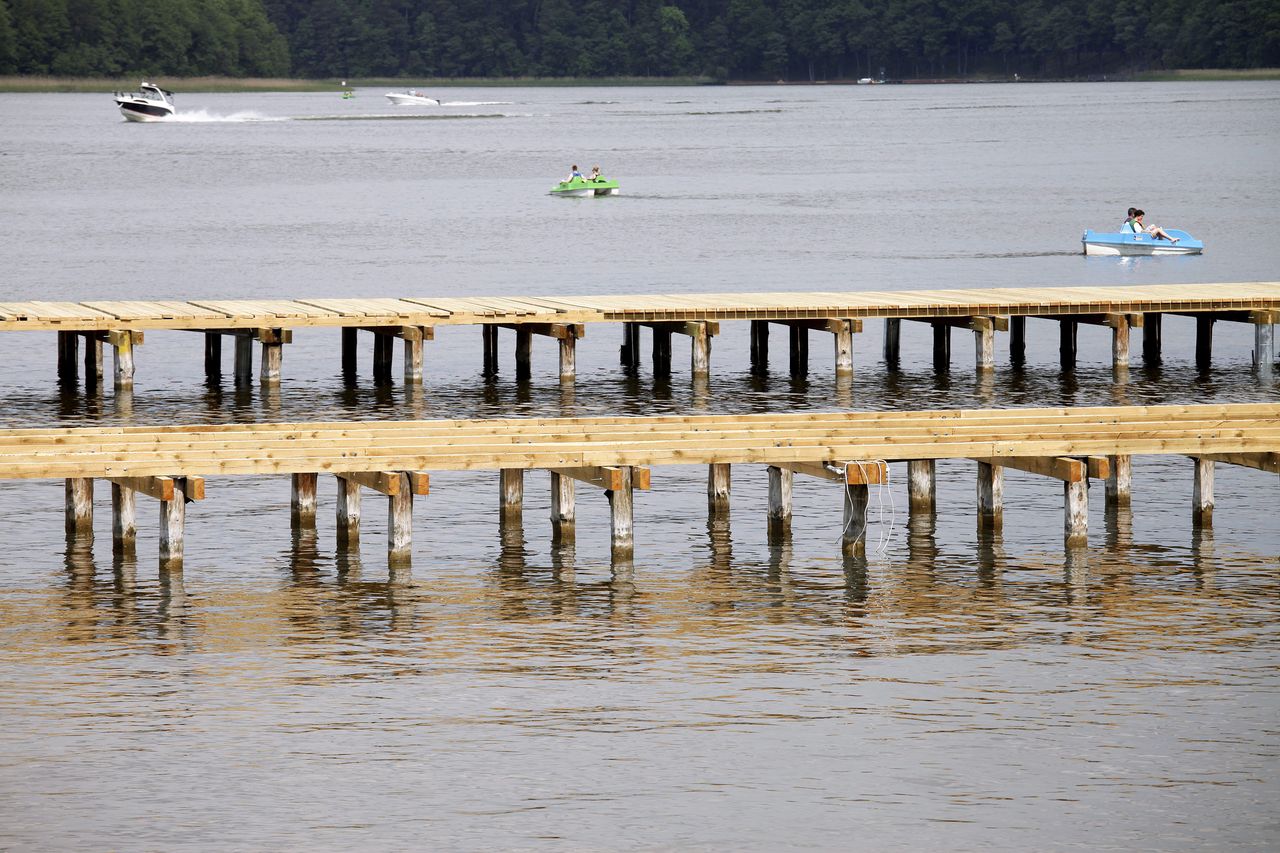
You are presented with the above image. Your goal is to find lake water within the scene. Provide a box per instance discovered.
[0,82,1278,850]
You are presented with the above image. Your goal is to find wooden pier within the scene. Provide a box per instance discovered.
[6,282,1278,392]
[4,403,1276,569]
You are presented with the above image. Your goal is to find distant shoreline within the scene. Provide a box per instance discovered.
[1,68,1276,93]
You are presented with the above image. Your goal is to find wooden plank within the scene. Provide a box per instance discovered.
[779,460,887,484]
[107,475,173,501]
[335,470,402,495]
[1194,452,1280,473]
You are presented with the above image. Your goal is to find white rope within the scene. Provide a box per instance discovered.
[839,459,897,557]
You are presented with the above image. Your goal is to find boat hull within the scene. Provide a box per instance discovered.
[550,178,620,197]
[1082,229,1203,256]
[386,93,439,105]
[117,100,174,122]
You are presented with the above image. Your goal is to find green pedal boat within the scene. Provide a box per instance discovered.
[550,176,620,197]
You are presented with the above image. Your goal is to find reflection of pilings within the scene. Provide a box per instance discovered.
[976,529,1004,586]
[1191,523,1215,587]
[706,510,732,571]
[1063,545,1089,594]
[906,508,938,568]
[842,552,869,604]
[1104,502,1133,552]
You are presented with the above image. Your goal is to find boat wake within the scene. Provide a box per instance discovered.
[440,100,513,106]
[166,109,284,123]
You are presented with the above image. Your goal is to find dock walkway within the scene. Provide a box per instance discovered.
[9,403,1277,566]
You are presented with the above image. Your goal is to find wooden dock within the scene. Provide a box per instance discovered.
[8,282,1278,391]
[7,403,1277,567]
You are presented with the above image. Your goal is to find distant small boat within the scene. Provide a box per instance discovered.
[1082,229,1203,256]
[550,176,620,197]
[114,82,175,122]
[386,91,440,106]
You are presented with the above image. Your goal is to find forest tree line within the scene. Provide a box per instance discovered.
[1,0,1276,81]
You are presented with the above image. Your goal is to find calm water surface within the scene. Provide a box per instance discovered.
[0,82,1278,850]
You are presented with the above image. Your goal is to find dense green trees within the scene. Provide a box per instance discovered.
[3,0,1276,80]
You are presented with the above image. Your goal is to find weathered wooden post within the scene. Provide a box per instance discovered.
[111,482,136,554]
[482,325,499,378]
[1196,316,1214,370]
[842,483,869,557]
[550,471,575,541]
[1059,319,1078,370]
[606,467,634,554]
[500,468,524,518]
[834,320,854,376]
[260,330,285,386]
[372,333,393,384]
[1064,480,1088,544]
[234,333,253,386]
[110,330,139,391]
[1143,313,1162,365]
[690,321,711,378]
[883,318,901,368]
[291,473,318,528]
[1193,457,1214,524]
[1009,316,1026,366]
[336,475,361,545]
[159,478,186,566]
[652,326,672,379]
[708,463,731,512]
[931,321,950,372]
[204,333,222,381]
[64,478,93,537]
[907,459,935,511]
[767,465,792,542]
[973,317,995,372]
[976,461,1003,529]
[56,331,79,385]
[515,326,533,381]
[1255,316,1275,377]
[388,473,413,558]
[1105,454,1132,508]
[559,329,577,381]
[84,333,104,387]
[620,322,640,373]
[404,332,424,384]
[750,320,769,375]
[341,328,357,379]
[789,324,808,378]
[1111,315,1130,368]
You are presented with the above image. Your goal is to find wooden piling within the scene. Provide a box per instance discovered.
[341,328,357,379]
[652,326,672,379]
[405,337,424,383]
[883,318,901,368]
[1105,454,1132,507]
[750,320,769,375]
[767,465,792,541]
[620,322,640,372]
[1196,316,1214,370]
[109,330,138,392]
[291,472,317,528]
[931,321,950,372]
[84,334,104,386]
[690,322,711,377]
[159,478,186,565]
[708,463,731,511]
[1059,320,1078,370]
[834,321,854,375]
[260,340,282,385]
[973,318,995,372]
[64,477,93,537]
[234,334,253,386]
[111,481,136,554]
[388,473,413,557]
[500,468,524,517]
[57,331,79,384]
[1064,480,1088,544]
[559,332,577,381]
[1193,457,1214,524]
[336,475,361,545]
[1111,315,1130,368]
[372,333,393,384]
[1143,313,1162,365]
[515,326,532,381]
[842,483,869,557]
[482,324,499,378]
[204,333,222,380]
[907,459,935,511]
[550,470,576,541]
[606,466,634,554]
[1255,319,1275,376]
[789,324,808,378]
[977,461,1003,528]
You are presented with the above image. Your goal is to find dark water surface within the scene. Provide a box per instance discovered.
[1,83,1278,850]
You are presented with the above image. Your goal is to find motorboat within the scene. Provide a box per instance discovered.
[550,176,620,197]
[1082,228,1203,256]
[386,90,440,105]
[113,82,175,122]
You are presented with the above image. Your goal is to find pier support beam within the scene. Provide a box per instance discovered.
[500,323,582,382]
[550,466,649,553]
[973,317,996,372]
[907,460,935,511]
[291,472,318,528]
[884,318,901,368]
[1192,457,1214,525]
[1196,316,1214,370]
[372,333,393,385]
[843,483,870,557]
[259,328,287,386]
[1059,320,1078,370]
[620,322,641,373]
[64,477,93,537]
[342,327,358,380]
[690,321,713,378]
[789,324,809,378]
[388,474,414,557]
[559,331,577,381]
[109,330,141,391]
[1009,316,1026,366]
[108,476,205,559]
[550,471,576,542]
[84,334,104,387]
[335,471,428,557]
[767,465,793,542]
[500,468,524,518]
[606,467,634,554]
[972,456,1108,543]
[204,332,222,381]
[750,321,770,375]
[1143,313,1162,365]
[773,461,886,557]
[770,319,861,378]
[57,332,79,385]
[160,480,186,566]
[976,461,1003,529]
[514,326,532,381]
[652,326,672,379]
[1064,481,1088,544]
[708,463,731,511]
[1111,315,1131,368]
[931,321,951,372]
[111,481,136,554]
[234,333,253,386]
[1255,316,1275,377]
[482,325,499,379]
[336,475,361,545]
[640,321,718,379]
[1105,454,1132,508]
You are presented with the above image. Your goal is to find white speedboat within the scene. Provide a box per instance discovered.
[114,82,175,122]
[385,90,440,106]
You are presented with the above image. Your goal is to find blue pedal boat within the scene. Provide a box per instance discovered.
[1082,229,1203,256]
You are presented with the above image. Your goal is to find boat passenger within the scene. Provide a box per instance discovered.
[567,164,583,182]
[1133,209,1179,243]
[1121,207,1138,232]
[589,165,603,182]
